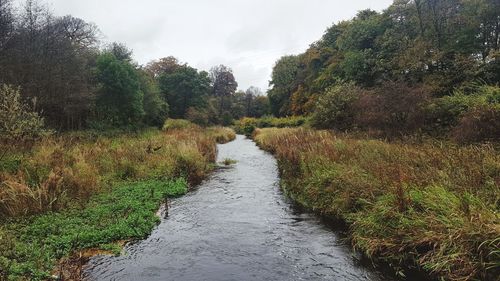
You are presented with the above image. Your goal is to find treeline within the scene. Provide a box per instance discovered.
[268,0,500,142]
[0,0,269,132]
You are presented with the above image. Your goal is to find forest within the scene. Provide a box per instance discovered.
[0,0,499,280]
[251,2,499,280]
[267,0,499,142]
[0,0,269,135]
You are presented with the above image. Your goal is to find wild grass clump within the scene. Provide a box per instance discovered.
[254,127,500,281]
[206,127,236,144]
[309,82,500,142]
[162,119,198,131]
[234,116,308,135]
[0,127,222,218]
[222,158,237,166]
[0,179,188,280]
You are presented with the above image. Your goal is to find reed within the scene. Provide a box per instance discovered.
[254,127,499,281]
[0,126,236,218]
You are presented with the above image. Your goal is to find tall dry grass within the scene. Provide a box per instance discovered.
[206,126,236,143]
[254,127,499,281]
[0,127,235,218]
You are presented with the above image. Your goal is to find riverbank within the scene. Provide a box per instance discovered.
[253,128,499,281]
[0,126,236,280]
[84,135,398,281]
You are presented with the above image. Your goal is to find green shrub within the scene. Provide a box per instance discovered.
[162,119,197,131]
[0,84,49,143]
[234,116,308,135]
[310,82,361,131]
[186,107,210,127]
[426,85,500,133]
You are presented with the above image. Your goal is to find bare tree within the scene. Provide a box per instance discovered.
[210,64,237,113]
[245,86,262,116]
[56,15,98,49]
[0,0,99,129]
[0,0,14,51]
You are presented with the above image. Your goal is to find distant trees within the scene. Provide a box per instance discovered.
[0,0,270,132]
[0,0,14,51]
[107,42,133,62]
[138,69,168,127]
[244,86,261,116]
[159,65,211,119]
[146,56,180,77]
[0,0,98,130]
[268,55,301,117]
[241,86,269,118]
[149,60,268,125]
[268,0,500,141]
[210,65,238,113]
[144,59,269,126]
[94,52,144,127]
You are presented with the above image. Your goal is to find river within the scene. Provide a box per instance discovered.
[84,135,397,281]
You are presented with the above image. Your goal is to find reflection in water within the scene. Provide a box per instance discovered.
[85,135,395,281]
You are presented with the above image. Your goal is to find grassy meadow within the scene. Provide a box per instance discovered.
[254,127,499,281]
[0,124,235,280]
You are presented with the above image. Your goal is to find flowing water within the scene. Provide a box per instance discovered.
[85,135,397,281]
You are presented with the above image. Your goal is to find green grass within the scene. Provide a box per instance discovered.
[254,128,500,281]
[234,116,308,135]
[0,179,188,280]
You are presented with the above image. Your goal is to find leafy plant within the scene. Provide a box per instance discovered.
[0,179,188,280]
[0,84,49,144]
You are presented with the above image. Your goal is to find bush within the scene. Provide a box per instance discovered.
[0,84,49,144]
[310,82,499,142]
[354,82,430,136]
[221,111,234,126]
[234,116,308,135]
[452,106,500,143]
[186,107,210,127]
[426,84,500,134]
[206,127,236,143]
[234,118,258,135]
[310,82,361,130]
[162,119,197,131]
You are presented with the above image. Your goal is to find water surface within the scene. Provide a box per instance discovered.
[85,135,395,281]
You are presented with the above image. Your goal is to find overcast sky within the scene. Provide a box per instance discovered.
[15,0,393,91]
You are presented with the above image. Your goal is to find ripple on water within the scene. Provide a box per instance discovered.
[84,135,396,281]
